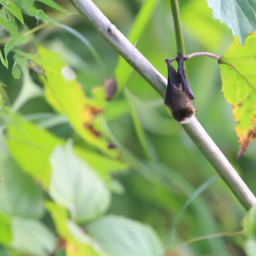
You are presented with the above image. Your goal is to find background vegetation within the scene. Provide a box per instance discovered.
[0,0,256,255]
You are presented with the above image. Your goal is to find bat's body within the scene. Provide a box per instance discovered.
[165,57,195,124]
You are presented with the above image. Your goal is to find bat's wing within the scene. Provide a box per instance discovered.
[177,58,195,100]
[165,59,182,106]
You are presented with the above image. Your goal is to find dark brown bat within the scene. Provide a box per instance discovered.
[165,57,195,124]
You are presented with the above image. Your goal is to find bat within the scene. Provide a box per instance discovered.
[165,56,195,124]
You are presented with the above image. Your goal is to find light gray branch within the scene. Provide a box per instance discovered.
[70,0,256,210]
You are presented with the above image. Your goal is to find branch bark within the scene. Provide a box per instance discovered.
[69,0,256,210]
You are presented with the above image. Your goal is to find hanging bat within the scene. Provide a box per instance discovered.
[165,57,195,124]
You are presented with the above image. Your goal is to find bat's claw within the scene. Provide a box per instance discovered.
[165,59,170,65]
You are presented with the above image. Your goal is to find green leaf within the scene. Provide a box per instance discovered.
[0,0,24,24]
[0,212,12,246]
[244,238,256,256]
[37,0,70,14]
[115,0,159,94]
[0,36,28,68]
[49,142,111,223]
[125,89,158,160]
[0,156,44,219]
[7,119,63,188]
[206,0,256,44]
[12,61,21,79]
[219,33,256,157]
[243,204,256,236]
[75,147,127,181]
[0,9,19,37]
[0,9,27,68]
[11,217,56,256]
[7,120,127,188]
[102,100,130,121]
[13,0,38,17]
[46,202,108,256]
[87,215,164,256]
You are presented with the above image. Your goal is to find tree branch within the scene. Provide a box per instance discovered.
[69,0,256,210]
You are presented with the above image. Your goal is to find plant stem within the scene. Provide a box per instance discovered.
[184,52,220,61]
[167,52,220,63]
[170,0,185,54]
[69,0,256,210]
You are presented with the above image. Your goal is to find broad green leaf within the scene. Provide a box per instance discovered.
[0,156,44,219]
[14,47,117,157]
[7,120,127,187]
[37,0,70,14]
[243,204,256,236]
[115,0,159,94]
[219,34,256,157]
[0,213,12,246]
[7,120,63,188]
[11,217,56,256]
[49,143,110,223]
[125,89,158,161]
[206,0,256,44]
[46,202,108,256]
[0,0,24,24]
[244,239,256,256]
[87,215,164,256]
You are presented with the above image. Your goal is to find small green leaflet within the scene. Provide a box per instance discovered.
[219,33,256,157]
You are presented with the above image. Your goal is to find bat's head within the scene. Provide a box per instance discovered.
[178,108,195,124]
[171,101,195,124]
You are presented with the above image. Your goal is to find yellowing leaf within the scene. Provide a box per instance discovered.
[46,202,107,256]
[219,33,256,157]
[7,120,61,187]
[7,120,127,188]
[15,46,118,157]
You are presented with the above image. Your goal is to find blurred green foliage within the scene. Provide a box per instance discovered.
[0,0,256,256]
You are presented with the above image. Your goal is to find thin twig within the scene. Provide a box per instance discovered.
[182,52,220,61]
[178,230,244,247]
[69,0,256,210]
[167,51,220,63]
